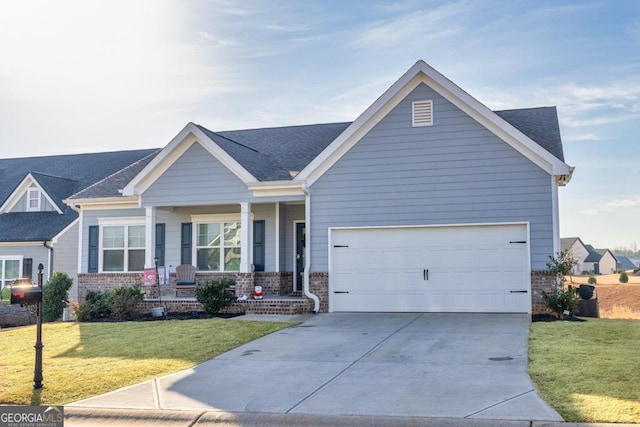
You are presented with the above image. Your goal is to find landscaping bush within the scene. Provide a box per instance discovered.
[588,272,597,285]
[1,286,10,304]
[43,271,73,322]
[542,286,579,318]
[111,285,144,321]
[619,271,629,284]
[195,278,236,314]
[85,290,114,319]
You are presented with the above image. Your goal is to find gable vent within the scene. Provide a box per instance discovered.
[412,100,433,127]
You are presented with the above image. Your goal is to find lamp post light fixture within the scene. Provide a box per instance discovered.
[34,263,44,389]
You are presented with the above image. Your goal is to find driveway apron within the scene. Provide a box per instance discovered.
[69,313,562,421]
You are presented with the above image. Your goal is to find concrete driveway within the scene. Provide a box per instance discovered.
[69,313,562,421]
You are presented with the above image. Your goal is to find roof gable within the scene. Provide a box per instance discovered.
[121,123,259,197]
[295,60,573,186]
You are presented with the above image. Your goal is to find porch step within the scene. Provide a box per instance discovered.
[238,296,312,315]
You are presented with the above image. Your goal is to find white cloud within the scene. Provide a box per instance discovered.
[580,198,640,215]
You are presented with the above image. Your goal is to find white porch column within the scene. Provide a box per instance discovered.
[145,206,156,268]
[240,202,252,273]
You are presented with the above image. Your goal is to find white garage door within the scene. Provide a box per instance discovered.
[329,224,530,313]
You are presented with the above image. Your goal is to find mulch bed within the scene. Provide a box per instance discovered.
[84,311,244,323]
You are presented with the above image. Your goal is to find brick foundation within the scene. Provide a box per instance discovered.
[531,270,557,314]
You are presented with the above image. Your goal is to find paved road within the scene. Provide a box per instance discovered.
[67,313,562,423]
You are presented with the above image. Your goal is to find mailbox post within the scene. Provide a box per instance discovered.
[8,264,44,389]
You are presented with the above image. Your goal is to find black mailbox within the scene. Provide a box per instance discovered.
[9,278,42,305]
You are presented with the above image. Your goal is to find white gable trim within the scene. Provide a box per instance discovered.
[296,60,573,186]
[0,173,63,214]
[121,123,258,197]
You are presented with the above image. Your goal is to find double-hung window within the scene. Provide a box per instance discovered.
[99,218,145,272]
[193,215,241,272]
[0,257,22,289]
[27,188,40,211]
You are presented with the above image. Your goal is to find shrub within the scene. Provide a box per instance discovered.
[619,271,629,284]
[43,271,73,322]
[111,285,144,321]
[588,272,597,285]
[85,290,114,319]
[69,300,90,322]
[1,286,10,304]
[195,278,236,314]
[541,286,579,318]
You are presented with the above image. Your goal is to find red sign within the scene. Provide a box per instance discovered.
[143,268,157,286]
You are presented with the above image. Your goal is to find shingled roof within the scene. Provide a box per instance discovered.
[66,106,565,200]
[0,149,157,242]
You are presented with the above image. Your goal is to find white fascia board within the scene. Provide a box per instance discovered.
[63,197,141,211]
[248,181,304,197]
[297,60,573,186]
[122,123,258,196]
[0,173,63,214]
[0,242,42,247]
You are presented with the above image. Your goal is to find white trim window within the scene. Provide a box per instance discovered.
[27,187,41,211]
[99,218,145,272]
[0,257,22,289]
[192,215,241,272]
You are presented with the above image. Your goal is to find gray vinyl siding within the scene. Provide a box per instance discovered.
[310,83,555,271]
[10,192,57,213]
[0,245,50,284]
[52,221,79,299]
[141,143,253,206]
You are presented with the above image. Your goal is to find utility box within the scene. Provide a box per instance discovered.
[9,279,42,305]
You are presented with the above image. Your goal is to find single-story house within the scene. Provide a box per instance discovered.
[560,237,618,275]
[616,255,637,271]
[0,150,157,298]
[58,60,573,315]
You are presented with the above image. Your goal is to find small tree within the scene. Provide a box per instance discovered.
[588,272,597,285]
[542,250,579,318]
[619,271,629,284]
[43,271,73,322]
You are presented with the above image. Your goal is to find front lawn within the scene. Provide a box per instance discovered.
[529,318,640,423]
[0,319,293,405]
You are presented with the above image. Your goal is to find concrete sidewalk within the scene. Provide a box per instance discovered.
[67,313,567,424]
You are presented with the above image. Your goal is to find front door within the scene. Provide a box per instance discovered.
[295,222,305,292]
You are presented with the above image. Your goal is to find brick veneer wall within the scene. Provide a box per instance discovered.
[77,273,143,302]
[531,270,557,314]
[309,272,329,313]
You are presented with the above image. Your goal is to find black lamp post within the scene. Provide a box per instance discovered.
[34,263,44,389]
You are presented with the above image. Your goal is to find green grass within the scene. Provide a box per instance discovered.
[529,318,640,423]
[0,319,293,406]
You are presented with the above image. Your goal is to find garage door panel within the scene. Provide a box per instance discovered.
[330,224,530,313]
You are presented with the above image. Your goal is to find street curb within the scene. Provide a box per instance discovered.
[63,407,640,427]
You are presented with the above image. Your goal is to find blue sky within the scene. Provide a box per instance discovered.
[0,0,638,250]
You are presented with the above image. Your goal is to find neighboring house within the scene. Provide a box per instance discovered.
[62,60,573,315]
[560,237,591,275]
[561,237,618,275]
[616,255,637,271]
[0,149,158,299]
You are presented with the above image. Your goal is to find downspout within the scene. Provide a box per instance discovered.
[43,241,54,279]
[301,182,320,313]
